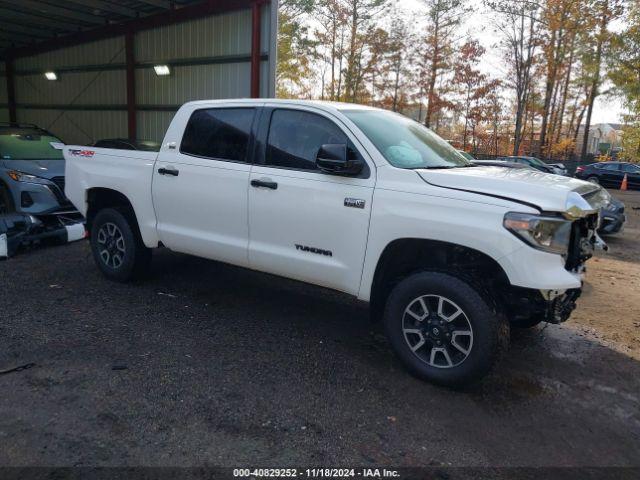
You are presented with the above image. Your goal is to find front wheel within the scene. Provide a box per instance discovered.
[383,272,508,387]
[90,207,151,282]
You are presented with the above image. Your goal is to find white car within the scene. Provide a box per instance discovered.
[64,100,607,387]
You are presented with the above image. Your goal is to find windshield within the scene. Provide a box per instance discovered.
[525,157,547,167]
[343,109,471,169]
[0,130,64,160]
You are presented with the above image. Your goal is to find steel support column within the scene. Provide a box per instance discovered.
[250,1,261,98]
[125,30,136,140]
[6,59,17,123]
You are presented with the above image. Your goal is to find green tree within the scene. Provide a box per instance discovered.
[608,0,640,161]
[579,0,624,159]
[419,0,470,129]
[277,0,317,98]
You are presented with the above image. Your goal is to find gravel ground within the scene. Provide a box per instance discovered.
[0,192,639,468]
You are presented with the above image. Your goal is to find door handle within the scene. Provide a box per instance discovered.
[251,179,278,190]
[158,167,179,176]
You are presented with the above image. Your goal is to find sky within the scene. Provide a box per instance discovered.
[402,0,626,125]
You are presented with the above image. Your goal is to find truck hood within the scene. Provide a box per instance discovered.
[1,159,65,180]
[417,166,602,213]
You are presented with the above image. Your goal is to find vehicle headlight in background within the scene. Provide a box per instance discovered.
[504,212,572,255]
[7,170,47,184]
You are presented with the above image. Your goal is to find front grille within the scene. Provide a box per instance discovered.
[565,214,598,271]
[49,176,72,206]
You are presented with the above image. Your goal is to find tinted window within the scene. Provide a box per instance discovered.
[601,163,621,171]
[621,163,640,173]
[181,108,255,162]
[96,140,132,150]
[266,109,348,171]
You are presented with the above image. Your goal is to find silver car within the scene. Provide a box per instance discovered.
[0,123,76,216]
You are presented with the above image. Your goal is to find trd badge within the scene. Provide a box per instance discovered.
[344,198,365,209]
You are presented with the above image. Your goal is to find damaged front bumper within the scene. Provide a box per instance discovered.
[539,288,583,324]
[0,212,85,259]
[507,220,607,326]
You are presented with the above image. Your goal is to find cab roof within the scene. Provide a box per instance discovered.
[181,98,382,113]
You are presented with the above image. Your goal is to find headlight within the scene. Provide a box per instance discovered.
[7,170,40,182]
[504,212,572,255]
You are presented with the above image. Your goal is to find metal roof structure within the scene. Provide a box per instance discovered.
[1,0,276,143]
[0,0,255,59]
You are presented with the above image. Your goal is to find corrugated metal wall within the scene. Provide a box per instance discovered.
[0,62,7,123]
[1,3,276,145]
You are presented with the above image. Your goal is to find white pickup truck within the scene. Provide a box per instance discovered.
[64,99,607,386]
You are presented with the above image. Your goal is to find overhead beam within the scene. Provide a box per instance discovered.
[9,0,105,25]
[5,0,258,59]
[63,0,139,18]
[0,21,57,39]
[0,8,74,30]
[8,54,268,76]
[0,31,45,43]
[136,0,172,9]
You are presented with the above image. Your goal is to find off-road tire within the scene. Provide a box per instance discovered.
[383,271,509,388]
[90,207,151,282]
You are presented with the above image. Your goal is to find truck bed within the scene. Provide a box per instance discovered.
[63,146,160,247]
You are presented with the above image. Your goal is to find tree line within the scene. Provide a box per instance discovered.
[277,0,639,162]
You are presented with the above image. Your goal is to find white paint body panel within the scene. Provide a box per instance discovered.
[63,147,160,247]
[64,99,589,303]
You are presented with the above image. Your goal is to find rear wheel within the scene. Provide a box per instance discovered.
[90,207,151,282]
[586,176,599,184]
[383,272,508,387]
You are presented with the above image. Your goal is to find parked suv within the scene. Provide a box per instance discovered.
[0,123,75,216]
[64,100,607,386]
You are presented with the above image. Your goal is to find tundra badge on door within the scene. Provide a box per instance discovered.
[344,198,365,209]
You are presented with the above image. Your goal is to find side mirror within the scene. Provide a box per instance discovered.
[316,144,363,176]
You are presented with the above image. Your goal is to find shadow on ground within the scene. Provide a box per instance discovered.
[0,242,639,467]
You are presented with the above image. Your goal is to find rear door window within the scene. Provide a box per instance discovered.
[621,163,640,173]
[601,163,621,171]
[181,108,255,162]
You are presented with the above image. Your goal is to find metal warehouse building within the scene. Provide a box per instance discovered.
[0,0,277,145]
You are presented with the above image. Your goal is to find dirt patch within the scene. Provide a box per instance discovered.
[568,190,640,359]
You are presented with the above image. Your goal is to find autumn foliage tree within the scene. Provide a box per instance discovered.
[419,0,470,129]
[276,0,631,161]
[608,0,640,161]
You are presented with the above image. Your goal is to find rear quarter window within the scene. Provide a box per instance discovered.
[180,108,255,162]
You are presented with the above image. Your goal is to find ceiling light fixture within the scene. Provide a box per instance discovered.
[153,65,171,76]
[44,71,58,81]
